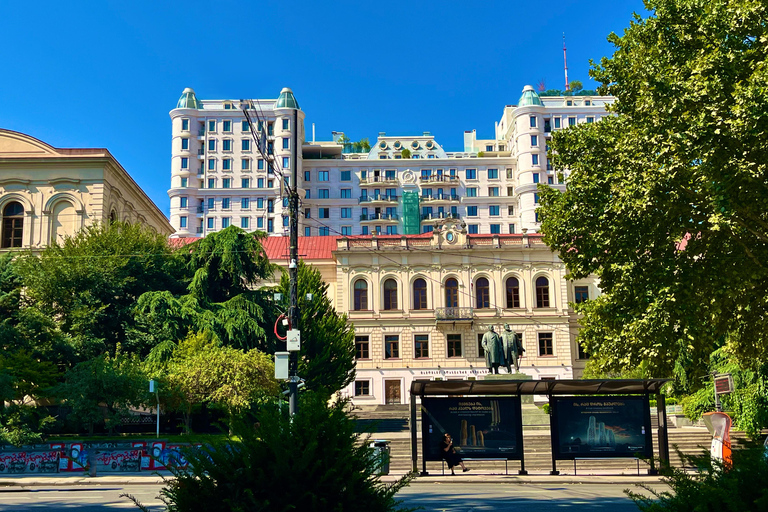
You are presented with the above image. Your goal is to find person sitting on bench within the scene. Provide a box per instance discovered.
[439,433,470,475]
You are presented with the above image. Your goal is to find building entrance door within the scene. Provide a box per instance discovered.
[384,380,401,405]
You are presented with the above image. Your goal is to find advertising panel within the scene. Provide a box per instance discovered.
[421,397,522,461]
[551,396,652,459]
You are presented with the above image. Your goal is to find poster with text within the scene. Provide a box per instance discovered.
[551,396,652,459]
[421,397,522,461]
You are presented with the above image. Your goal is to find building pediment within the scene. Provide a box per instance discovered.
[0,130,58,156]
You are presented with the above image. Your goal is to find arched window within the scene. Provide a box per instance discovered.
[383,279,398,310]
[109,210,118,224]
[444,278,459,308]
[353,279,368,311]
[536,276,550,308]
[413,278,428,310]
[506,277,520,308]
[1,202,24,248]
[475,277,490,309]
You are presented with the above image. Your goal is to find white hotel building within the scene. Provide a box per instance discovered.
[168,86,612,239]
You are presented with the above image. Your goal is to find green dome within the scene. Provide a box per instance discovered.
[176,88,200,109]
[275,87,300,109]
[518,85,542,107]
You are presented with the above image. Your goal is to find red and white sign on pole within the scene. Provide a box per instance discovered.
[714,374,734,394]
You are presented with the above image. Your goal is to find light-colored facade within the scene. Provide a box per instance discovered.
[0,129,172,252]
[168,86,613,239]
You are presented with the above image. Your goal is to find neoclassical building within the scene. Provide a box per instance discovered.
[0,129,172,251]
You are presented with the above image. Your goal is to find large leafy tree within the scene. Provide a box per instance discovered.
[538,0,768,387]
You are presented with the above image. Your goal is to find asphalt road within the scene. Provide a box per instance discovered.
[0,482,662,511]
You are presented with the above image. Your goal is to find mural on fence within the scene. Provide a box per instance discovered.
[0,451,60,474]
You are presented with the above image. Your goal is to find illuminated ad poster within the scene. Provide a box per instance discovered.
[421,397,523,461]
[551,396,653,459]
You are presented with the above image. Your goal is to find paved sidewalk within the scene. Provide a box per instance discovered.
[0,470,666,488]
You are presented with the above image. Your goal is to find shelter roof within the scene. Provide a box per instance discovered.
[410,379,671,396]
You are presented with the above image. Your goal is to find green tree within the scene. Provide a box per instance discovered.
[274,261,355,395]
[17,222,186,359]
[538,0,768,388]
[57,350,147,435]
[400,148,411,159]
[568,79,583,93]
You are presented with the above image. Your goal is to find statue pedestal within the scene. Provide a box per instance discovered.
[483,373,533,402]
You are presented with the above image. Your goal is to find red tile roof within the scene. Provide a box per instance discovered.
[262,236,339,261]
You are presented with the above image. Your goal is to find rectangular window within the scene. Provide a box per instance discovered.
[477,333,485,358]
[507,187,514,196]
[467,206,478,216]
[507,206,514,216]
[208,159,216,171]
[303,171,311,182]
[319,171,329,181]
[223,178,231,189]
[354,381,370,396]
[257,178,264,189]
[242,159,250,170]
[532,154,539,165]
[341,207,352,218]
[282,157,290,169]
[340,170,351,181]
[508,224,515,234]
[341,226,352,236]
[179,216,187,228]
[282,118,289,130]
[180,177,188,188]
[489,205,500,216]
[385,335,400,359]
[533,173,540,184]
[222,139,232,151]
[534,193,540,203]
[568,117,577,126]
[207,217,214,229]
[208,197,215,209]
[208,120,216,132]
[241,197,249,209]
[586,116,594,124]
[486,145,493,151]
[222,217,230,228]
[465,168,476,180]
[282,138,289,149]
[554,117,561,129]
[180,197,188,208]
[222,198,231,209]
[223,120,231,132]
[242,139,250,151]
[257,217,264,228]
[538,332,554,356]
[466,187,477,197]
[488,168,498,179]
[529,115,537,128]
[242,120,249,132]
[256,198,264,209]
[447,334,462,358]
[208,139,216,152]
[319,189,330,199]
[531,135,538,146]
[319,207,330,219]
[257,159,265,170]
[181,119,189,131]
[468,224,478,234]
[414,334,429,358]
[548,175,554,184]
[488,187,499,196]
[490,224,501,234]
[304,227,311,236]
[222,158,231,170]
[304,208,311,219]
[181,138,189,150]
[319,227,330,236]
[339,189,351,199]
[283,216,289,227]
[267,218,273,232]
[305,190,310,199]
[386,225,397,235]
[575,286,589,304]
[578,343,590,360]
[207,178,215,189]
[181,157,188,169]
[362,226,369,235]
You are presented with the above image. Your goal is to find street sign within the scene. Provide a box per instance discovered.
[287,329,301,352]
[714,374,734,394]
[149,379,156,393]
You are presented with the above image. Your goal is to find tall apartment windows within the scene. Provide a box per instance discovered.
[222,178,231,189]
[508,224,515,234]
[554,117,561,129]
[181,138,189,150]
[529,115,537,128]
[181,119,189,131]
[534,193,540,203]
[207,197,215,210]
[532,154,540,166]
[304,227,311,236]
[487,224,499,234]
[222,139,232,151]
[208,159,216,171]
[538,332,554,356]
[318,207,330,219]
[341,208,352,218]
[242,159,250,170]
[222,198,231,209]
[468,224,478,234]
[207,178,215,189]
[222,159,232,170]
[568,117,577,126]
[282,138,289,149]
[413,278,427,310]
[223,120,231,132]
[489,205,500,216]
[488,168,498,179]
[305,190,310,199]
[536,277,550,308]
[531,135,538,146]
[180,197,188,208]
[385,335,400,359]
[340,189,351,199]
[476,277,490,309]
[467,206,478,216]
[488,187,499,197]
[548,175,554,184]
[241,217,249,228]
[258,159,265,170]
[341,226,352,236]
[477,333,485,358]
[533,173,540,184]
[355,335,370,359]
[267,218,273,232]
[181,157,188,169]
[318,171,329,181]
[283,216,289,227]
[507,206,514,216]
[222,217,230,228]
[414,334,429,358]
[179,216,187,228]
[574,286,589,304]
[257,178,264,189]
[506,277,520,308]
[507,187,514,196]
[447,334,462,358]
[316,226,327,236]
[241,197,249,209]
[282,118,289,130]
[207,217,214,229]
[383,279,398,310]
[486,145,493,151]
[242,139,250,151]
[466,187,477,197]
[354,279,368,310]
[465,168,477,180]
[208,140,216,152]
[340,170,351,181]
[282,157,289,169]
[445,278,459,308]
[257,217,264,228]
[303,171,311,182]
[180,177,188,188]
[319,189,330,199]
[208,120,216,132]
[586,116,594,124]
[242,120,249,131]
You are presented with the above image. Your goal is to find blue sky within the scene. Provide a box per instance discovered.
[0,0,644,215]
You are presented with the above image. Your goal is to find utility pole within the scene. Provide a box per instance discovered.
[563,33,570,92]
[288,104,300,417]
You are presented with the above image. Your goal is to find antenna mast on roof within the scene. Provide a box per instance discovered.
[563,33,570,92]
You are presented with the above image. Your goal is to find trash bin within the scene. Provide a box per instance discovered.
[369,440,390,475]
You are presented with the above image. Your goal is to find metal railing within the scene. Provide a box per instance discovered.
[420,212,461,221]
[435,307,474,320]
[359,194,399,203]
[420,193,460,202]
[419,175,459,183]
[359,213,399,221]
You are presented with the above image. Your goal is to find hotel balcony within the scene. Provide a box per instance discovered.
[359,194,399,206]
[421,212,461,223]
[197,129,206,140]
[420,193,461,205]
[419,174,459,184]
[360,175,399,186]
[359,212,399,224]
[197,149,205,160]
[435,307,474,322]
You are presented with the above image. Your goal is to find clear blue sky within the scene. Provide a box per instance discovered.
[0,0,644,216]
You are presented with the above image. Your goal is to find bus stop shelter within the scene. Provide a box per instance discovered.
[410,378,672,475]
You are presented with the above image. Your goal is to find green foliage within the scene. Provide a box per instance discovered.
[16,222,186,359]
[353,138,372,153]
[275,261,356,395]
[627,444,768,511]
[152,393,414,512]
[0,406,56,446]
[56,349,147,435]
[538,0,768,386]
[569,80,583,93]
[400,148,411,159]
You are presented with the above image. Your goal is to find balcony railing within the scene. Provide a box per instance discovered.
[198,129,206,136]
[435,307,474,321]
[419,175,459,183]
[359,213,399,221]
[196,206,205,213]
[421,212,461,221]
[359,194,399,203]
[197,149,205,155]
[420,193,460,202]
[360,176,398,184]
[196,227,204,234]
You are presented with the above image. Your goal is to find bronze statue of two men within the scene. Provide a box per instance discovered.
[481,324,525,374]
